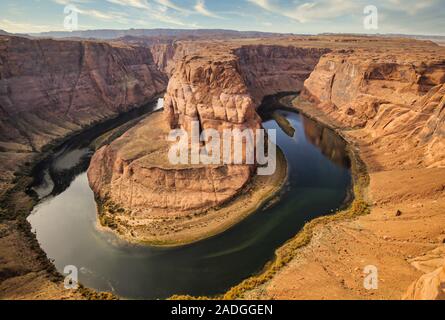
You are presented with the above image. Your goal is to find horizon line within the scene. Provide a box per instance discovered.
[1,27,445,39]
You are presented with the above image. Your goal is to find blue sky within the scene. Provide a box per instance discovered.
[0,0,444,35]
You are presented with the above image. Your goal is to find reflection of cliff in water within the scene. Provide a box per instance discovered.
[302,117,351,169]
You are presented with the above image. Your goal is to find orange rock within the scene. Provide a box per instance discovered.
[404,264,445,300]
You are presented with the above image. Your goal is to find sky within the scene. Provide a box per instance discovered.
[0,0,444,36]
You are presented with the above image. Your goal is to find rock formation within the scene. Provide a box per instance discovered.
[302,49,445,127]
[302,48,445,167]
[163,48,260,133]
[88,112,253,216]
[405,265,445,300]
[235,45,330,104]
[404,247,445,300]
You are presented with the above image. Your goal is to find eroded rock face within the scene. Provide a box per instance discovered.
[404,247,445,300]
[163,44,329,133]
[0,35,168,197]
[0,36,168,153]
[302,50,445,127]
[302,49,445,167]
[163,51,261,134]
[88,113,252,216]
[148,41,202,76]
[417,83,445,166]
[235,45,330,104]
[404,265,445,300]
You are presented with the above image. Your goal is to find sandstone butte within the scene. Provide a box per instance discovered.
[0,34,444,300]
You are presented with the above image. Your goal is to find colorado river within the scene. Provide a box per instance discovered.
[28,96,351,299]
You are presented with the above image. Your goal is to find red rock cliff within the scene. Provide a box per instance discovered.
[235,45,329,104]
[0,36,168,153]
[302,48,445,167]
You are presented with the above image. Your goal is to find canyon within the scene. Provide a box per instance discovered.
[0,35,167,198]
[0,33,444,299]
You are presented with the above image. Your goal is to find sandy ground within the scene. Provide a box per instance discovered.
[243,99,445,300]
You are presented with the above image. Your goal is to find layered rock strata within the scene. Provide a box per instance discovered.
[235,45,330,103]
[0,35,168,195]
[0,36,167,152]
[88,112,253,216]
[302,49,445,166]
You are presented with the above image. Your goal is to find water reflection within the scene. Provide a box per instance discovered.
[302,117,351,169]
[28,98,352,299]
[30,99,161,200]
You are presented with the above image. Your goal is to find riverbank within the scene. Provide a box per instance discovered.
[0,99,163,300]
[28,102,351,299]
[238,95,445,300]
[172,89,444,300]
[91,112,289,247]
[169,95,367,300]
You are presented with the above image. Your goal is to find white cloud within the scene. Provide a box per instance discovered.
[247,0,274,11]
[286,0,359,23]
[386,0,438,15]
[77,8,129,23]
[248,0,359,23]
[194,0,222,19]
[52,0,91,5]
[106,0,150,10]
[106,0,196,26]
[154,0,191,14]
[248,0,440,22]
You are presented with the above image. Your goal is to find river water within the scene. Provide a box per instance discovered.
[28,97,351,299]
